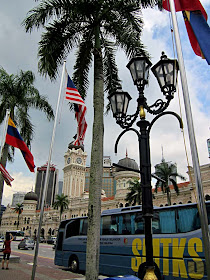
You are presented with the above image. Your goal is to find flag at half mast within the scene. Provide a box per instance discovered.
[5,117,35,172]
[65,73,87,146]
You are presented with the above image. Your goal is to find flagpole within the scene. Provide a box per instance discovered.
[31,61,66,280]
[168,0,210,278]
[0,109,10,161]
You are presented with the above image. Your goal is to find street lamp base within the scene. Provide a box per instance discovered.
[138,262,161,280]
[143,267,158,280]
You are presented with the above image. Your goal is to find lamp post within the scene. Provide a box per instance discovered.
[109,52,183,280]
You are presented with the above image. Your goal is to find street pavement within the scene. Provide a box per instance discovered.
[0,242,107,280]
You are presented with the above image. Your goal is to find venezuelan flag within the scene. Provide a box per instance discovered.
[183,10,210,64]
[163,0,210,65]
[5,117,35,172]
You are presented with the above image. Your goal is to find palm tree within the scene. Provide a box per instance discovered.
[0,67,54,207]
[14,203,23,230]
[22,1,158,278]
[125,178,142,206]
[53,194,69,222]
[154,158,186,205]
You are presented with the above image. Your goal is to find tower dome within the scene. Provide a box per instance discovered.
[24,191,38,201]
[116,152,139,172]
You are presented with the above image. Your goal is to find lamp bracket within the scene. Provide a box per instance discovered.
[143,98,171,115]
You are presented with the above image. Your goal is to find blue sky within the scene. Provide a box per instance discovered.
[0,1,210,205]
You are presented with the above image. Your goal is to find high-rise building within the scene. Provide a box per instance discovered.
[11,192,26,207]
[207,138,210,158]
[35,163,58,209]
[58,181,63,195]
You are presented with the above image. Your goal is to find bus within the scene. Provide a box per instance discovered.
[54,202,210,279]
[6,230,24,241]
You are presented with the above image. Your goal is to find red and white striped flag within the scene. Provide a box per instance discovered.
[0,163,14,186]
[65,73,87,146]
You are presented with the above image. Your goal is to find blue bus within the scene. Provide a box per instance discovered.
[54,202,210,279]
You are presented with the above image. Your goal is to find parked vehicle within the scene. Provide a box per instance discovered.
[47,236,56,244]
[18,238,35,250]
[39,237,46,243]
[0,238,4,251]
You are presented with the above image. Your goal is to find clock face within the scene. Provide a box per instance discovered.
[76,157,82,164]
[67,157,71,164]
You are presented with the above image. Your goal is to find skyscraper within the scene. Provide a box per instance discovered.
[35,163,58,209]
[11,192,26,207]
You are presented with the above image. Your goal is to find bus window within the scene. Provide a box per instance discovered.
[66,219,80,238]
[134,213,144,234]
[80,218,88,235]
[122,214,131,235]
[159,209,176,233]
[57,232,63,251]
[102,216,112,235]
[152,213,160,234]
[177,207,200,232]
[206,203,210,224]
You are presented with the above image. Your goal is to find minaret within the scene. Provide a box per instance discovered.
[63,140,87,198]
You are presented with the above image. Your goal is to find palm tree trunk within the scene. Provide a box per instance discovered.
[166,188,171,206]
[86,25,104,280]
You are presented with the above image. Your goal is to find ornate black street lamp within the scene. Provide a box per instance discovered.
[109,52,183,280]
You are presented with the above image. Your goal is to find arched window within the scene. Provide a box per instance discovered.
[188,200,192,203]
[173,203,177,205]
[119,203,123,208]
[125,203,129,207]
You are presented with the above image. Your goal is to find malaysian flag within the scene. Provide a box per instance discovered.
[0,163,14,186]
[65,73,87,146]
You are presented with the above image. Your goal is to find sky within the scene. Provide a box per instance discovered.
[0,1,210,206]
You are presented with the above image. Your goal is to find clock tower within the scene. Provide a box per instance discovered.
[63,143,87,198]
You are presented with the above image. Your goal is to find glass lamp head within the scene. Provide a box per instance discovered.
[151,52,179,99]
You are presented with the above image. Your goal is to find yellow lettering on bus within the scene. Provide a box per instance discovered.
[142,238,146,263]
[131,238,142,272]
[172,238,188,278]
[153,238,160,268]
[188,238,204,279]
[160,238,171,276]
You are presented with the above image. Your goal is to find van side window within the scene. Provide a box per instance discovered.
[66,219,80,238]
[57,232,63,250]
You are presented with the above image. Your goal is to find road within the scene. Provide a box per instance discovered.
[12,240,55,260]
[5,241,85,280]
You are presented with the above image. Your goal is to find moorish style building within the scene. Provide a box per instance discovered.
[0,141,209,239]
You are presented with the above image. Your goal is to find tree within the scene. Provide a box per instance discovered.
[14,203,23,230]
[125,178,142,206]
[22,1,157,278]
[0,67,54,207]
[53,193,69,222]
[154,158,186,205]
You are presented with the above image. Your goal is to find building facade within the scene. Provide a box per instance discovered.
[1,141,210,239]
[35,163,59,209]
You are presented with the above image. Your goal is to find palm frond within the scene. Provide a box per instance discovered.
[72,29,94,100]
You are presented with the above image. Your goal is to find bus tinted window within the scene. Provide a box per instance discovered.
[66,219,80,238]
[102,215,118,235]
[159,210,176,233]
[134,213,144,234]
[177,207,200,232]
[80,218,88,235]
[206,204,210,224]
[57,232,63,250]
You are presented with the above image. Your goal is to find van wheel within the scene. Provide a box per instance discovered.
[69,256,79,273]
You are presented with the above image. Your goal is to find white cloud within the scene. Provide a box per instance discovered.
[0,1,210,205]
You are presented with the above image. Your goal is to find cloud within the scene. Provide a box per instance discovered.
[0,1,210,206]
[2,172,35,206]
